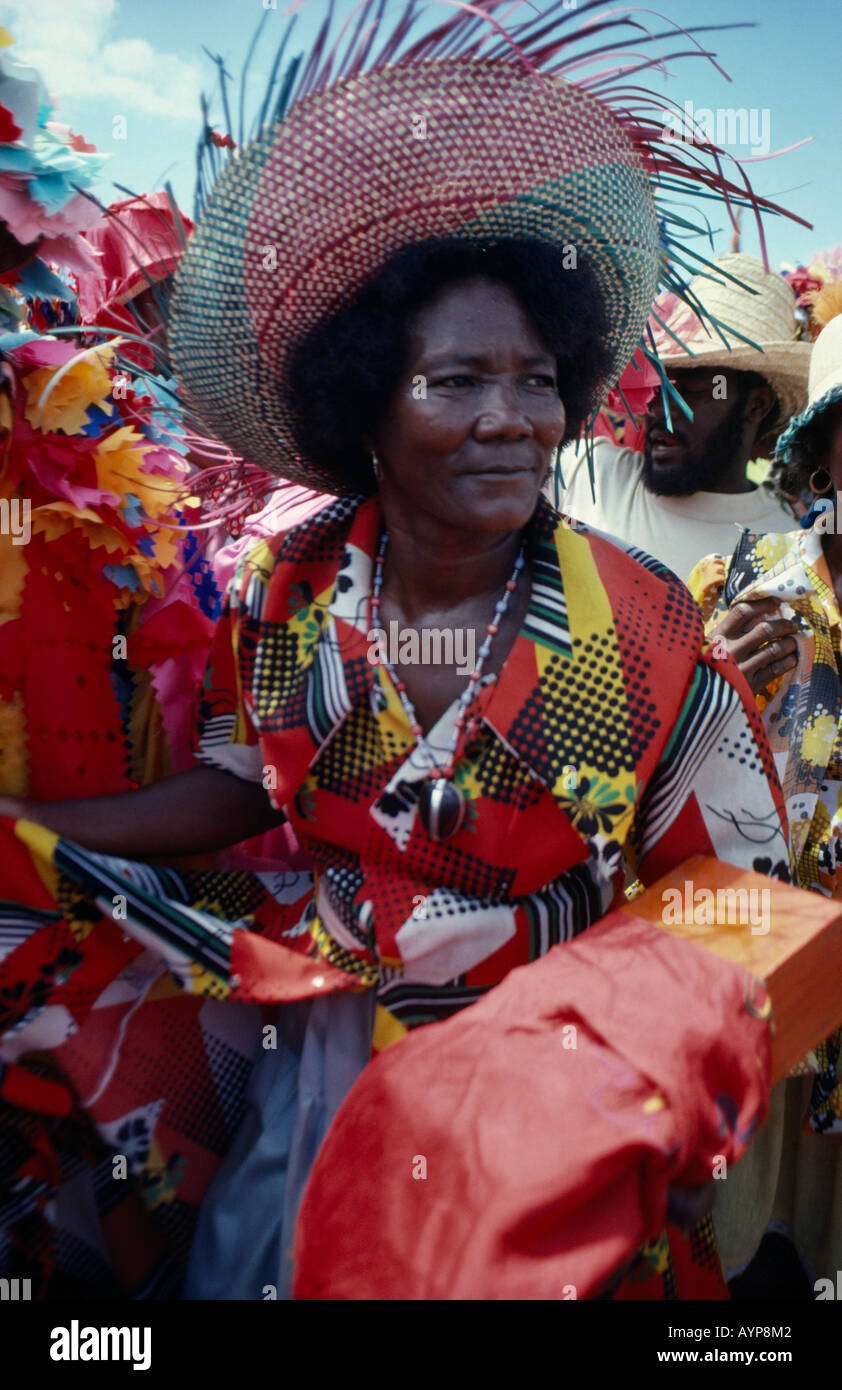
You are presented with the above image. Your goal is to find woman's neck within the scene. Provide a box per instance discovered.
[821,532,842,603]
[379,511,525,619]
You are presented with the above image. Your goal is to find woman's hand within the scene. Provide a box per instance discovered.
[666,1178,716,1231]
[708,597,798,696]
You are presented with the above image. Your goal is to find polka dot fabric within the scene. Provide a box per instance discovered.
[184,493,788,1014]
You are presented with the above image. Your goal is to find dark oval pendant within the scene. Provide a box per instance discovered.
[417,778,465,841]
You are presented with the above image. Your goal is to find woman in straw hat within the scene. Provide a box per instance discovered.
[690,310,842,1292]
[0,1,806,1298]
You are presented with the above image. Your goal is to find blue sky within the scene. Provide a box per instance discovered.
[4,0,840,271]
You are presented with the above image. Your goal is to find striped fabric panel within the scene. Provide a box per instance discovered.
[238,542,275,623]
[306,625,352,745]
[522,863,607,956]
[51,840,234,981]
[196,711,238,749]
[196,709,266,783]
[376,980,488,1028]
[521,539,571,657]
[0,904,61,965]
[632,662,740,859]
[619,542,679,583]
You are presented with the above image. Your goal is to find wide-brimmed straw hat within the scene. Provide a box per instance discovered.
[775,313,842,464]
[168,2,806,491]
[651,253,810,431]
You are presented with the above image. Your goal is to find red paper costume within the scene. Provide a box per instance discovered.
[295,917,772,1301]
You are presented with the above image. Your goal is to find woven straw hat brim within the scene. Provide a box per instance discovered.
[658,339,811,431]
[169,58,659,490]
[776,315,842,461]
[776,382,842,465]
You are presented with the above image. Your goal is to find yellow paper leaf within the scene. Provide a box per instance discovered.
[23,348,115,435]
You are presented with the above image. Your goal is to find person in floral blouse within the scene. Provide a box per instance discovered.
[689,310,842,1295]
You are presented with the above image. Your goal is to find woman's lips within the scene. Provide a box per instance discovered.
[462,463,534,478]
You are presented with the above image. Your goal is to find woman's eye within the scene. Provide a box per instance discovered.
[431,373,556,389]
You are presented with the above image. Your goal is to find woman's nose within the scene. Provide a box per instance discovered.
[473,385,532,437]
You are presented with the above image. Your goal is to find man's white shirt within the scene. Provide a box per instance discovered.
[557,437,793,582]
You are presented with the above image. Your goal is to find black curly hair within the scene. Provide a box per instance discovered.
[284,238,613,494]
[775,398,842,495]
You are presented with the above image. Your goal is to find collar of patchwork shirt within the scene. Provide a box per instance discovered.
[302,494,646,852]
[480,496,643,843]
[311,494,564,794]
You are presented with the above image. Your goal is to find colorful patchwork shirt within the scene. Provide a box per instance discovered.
[690,522,842,1134]
[0,493,791,1297]
[186,492,790,1034]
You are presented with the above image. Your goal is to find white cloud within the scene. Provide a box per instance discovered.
[4,0,202,121]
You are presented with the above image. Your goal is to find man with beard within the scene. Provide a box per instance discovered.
[558,254,810,581]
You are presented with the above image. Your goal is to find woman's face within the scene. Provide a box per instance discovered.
[372,276,566,534]
[822,401,842,490]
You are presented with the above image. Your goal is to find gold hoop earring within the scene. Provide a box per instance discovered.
[809,467,832,496]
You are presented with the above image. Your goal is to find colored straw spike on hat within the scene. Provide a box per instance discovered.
[168,0,810,492]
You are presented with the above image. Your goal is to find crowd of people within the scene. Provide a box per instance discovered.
[0,2,840,1302]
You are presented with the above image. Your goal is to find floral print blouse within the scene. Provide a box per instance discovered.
[690,521,842,1133]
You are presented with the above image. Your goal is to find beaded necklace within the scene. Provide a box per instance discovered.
[369,529,526,840]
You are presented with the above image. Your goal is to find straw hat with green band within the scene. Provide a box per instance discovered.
[168,0,808,492]
[776,313,842,466]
